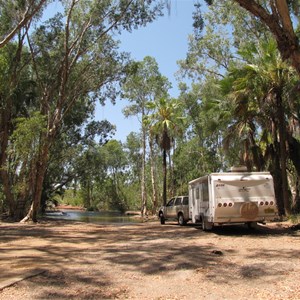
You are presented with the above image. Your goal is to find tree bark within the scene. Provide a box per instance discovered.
[21,138,49,223]
[0,96,15,217]
[276,92,291,215]
[140,126,147,216]
[149,136,158,214]
[162,148,167,206]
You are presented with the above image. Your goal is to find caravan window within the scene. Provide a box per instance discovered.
[196,187,200,200]
[203,183,209,202]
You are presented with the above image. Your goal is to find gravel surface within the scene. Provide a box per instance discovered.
[0,219,299,299]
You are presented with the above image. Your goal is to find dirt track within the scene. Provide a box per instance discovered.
[0,219,300,299]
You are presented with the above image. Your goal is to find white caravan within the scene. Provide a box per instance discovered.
[188,169,278,230]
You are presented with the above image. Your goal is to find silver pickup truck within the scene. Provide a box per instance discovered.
[158,196,189,226]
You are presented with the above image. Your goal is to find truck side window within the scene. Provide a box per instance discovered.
[183,196,189,205]
[175,197,182,206]
[196,187,200,200]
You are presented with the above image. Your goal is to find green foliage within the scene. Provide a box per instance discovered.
[56,189,84,207]
[147,97,185,149]
[289,214,300,224]
[9,112,46,159]
[122,56,171,118]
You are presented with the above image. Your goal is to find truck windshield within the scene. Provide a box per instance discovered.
[166,199,175,206]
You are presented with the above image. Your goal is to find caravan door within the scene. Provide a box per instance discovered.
[200,179,210,219]
[190,185,200,223]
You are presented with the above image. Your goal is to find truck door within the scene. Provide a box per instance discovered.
[165,198,176,218]
[174,197,182,217]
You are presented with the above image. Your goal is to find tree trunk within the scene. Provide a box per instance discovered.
[0,101,15,217]
[276,93,291,215]
[168,150,175,196]
[286,134,300,212]
[162,148,167,206]
[140,127,147,216]
[21,139,49,223]
[149,136,158,214]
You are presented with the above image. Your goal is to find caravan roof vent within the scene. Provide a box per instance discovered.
[230,166,248,172]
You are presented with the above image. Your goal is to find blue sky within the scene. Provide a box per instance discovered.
[98,1,197,142]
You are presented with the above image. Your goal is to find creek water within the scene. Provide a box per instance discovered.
[45,210,142,224]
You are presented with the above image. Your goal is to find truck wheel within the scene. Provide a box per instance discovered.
[159,213,165,225]
[178,214,186,226]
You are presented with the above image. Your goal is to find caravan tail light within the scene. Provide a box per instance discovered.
[259,200,274,206]
[217,202,234,208]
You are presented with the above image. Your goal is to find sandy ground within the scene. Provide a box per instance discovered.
[0,218,300,300]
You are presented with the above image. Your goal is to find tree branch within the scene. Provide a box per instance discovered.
[0,0,47,48]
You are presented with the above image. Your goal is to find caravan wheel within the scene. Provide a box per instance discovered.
[202,218,213,231]
[247,221,257,229]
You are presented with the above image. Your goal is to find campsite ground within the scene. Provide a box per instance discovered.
[0,218,300,300]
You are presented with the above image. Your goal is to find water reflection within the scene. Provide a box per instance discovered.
[45,210,142,224]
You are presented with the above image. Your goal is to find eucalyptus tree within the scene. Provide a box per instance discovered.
[17,0,164,222]
[70,139,127,211]
[43,119,115,211]
[123,132,143,209]
[200,0,300,77]
[121,56,171,215]
[147,97,185,206]
[231,0,300,76]
[0,42,37,219]
[124,132,142,183]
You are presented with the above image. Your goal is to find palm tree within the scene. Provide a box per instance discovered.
[223,39,297,215]
[146,97,184,206]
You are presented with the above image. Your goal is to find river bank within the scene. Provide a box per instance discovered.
[0,219,299,299]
